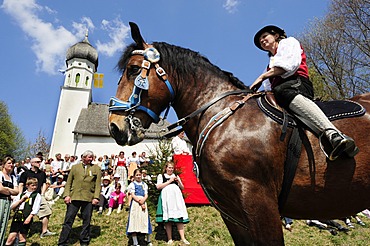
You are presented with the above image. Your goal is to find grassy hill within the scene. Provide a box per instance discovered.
[19,201,370,245]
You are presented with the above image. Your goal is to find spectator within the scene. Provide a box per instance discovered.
[49,175,66,204]
[171,132,190,155]
[101,155,110,172]
[114,151,128,191]
[50,153,63,183]
[127,152,140,178]
[0,157,19,246]
[97,176,112,214]
[343,214,366,228]
[61,154,72,181]
[106,182,126,215]
[24,158,31,170]
[282,217,293,231]
[58,150,102,246]
[5,177,41,246]
[19,157,55,238]
[156,161,190,245]
[36,152,46,172]
[139,152,150,167]
[142,169,152,184]
[44,158,53,182]
[126,169,152,246]
[69,155,78,167]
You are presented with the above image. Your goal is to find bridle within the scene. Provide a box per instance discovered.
[109,46,175,124]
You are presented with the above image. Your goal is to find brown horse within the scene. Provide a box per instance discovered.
[109,23,370,245]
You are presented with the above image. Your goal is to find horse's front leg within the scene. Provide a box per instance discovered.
[224,190,284,246]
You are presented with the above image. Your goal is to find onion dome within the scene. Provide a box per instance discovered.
[66,31,98,68]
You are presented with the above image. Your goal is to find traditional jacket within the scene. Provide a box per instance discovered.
[63,162,101,202]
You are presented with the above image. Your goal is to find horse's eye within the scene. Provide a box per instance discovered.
[127,65,141,78]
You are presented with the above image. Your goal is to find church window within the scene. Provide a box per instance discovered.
[68,118,71,123]
[67,74,71,85]
[85,76,89,86]
[75,73,80,85]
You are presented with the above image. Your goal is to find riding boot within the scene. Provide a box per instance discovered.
[289,94,359,160]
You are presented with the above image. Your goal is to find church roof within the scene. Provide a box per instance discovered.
[73,103,171,139]
[66,34,99,68]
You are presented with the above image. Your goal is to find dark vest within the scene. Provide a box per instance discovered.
[0,175,14,199]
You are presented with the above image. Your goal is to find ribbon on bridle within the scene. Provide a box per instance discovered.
[109,46,175,123]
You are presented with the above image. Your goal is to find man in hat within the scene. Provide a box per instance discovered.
[97,176,112,214]
[250,25,358,161]
[50,174,66,204]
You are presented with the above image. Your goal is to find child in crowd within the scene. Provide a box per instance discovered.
[126,169,152,246]
[106,182,126,215]
[97,176,112,214]
[5,178,41,246]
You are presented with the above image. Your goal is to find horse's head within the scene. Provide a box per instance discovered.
[109,22,175,146]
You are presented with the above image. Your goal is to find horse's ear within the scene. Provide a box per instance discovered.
[129,22,146,49]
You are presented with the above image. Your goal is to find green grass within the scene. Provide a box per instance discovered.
[11,201,370,246]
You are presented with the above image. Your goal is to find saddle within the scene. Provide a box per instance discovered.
[257,92,366,130]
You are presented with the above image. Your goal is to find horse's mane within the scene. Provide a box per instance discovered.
[117,42,249,90]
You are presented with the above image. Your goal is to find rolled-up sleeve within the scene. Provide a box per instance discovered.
[272,37,302,78]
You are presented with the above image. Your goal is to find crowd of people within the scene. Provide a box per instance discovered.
[0,139,192,246]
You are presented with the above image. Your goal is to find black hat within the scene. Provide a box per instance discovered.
[254,25,286,51]
[36,152,43,156]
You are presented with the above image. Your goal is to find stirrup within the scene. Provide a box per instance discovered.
[319,129,358,161]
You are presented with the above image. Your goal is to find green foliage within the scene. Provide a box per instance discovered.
[0,101,27,161]
[145,138,173,215]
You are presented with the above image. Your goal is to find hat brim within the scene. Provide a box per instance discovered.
[254,25,286,51]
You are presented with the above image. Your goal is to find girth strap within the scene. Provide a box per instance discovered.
[278,127,302,211]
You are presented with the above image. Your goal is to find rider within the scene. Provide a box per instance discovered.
[250,25,359,161]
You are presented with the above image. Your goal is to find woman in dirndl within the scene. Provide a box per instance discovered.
[0,157,19,246]
[127,152,140,178]
[156,161,190,245]
[126,169,152,246]
[114,151,127,191]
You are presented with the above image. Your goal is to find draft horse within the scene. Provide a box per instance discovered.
[109,22,370,245]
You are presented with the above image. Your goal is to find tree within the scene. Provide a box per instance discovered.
[145,138,173,215]
[29,130,50,158]
[299,0,370,99]
[0,101,27,161]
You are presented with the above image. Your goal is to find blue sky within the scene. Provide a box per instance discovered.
[0,0,329,143]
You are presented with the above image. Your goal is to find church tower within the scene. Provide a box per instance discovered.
[49,32,99,158]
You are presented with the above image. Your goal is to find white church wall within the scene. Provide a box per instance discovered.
[49,88,91,158]
[72,135,161,158]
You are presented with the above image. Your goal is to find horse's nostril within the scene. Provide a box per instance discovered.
[109,123,119,137]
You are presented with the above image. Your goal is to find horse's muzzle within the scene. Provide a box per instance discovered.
[109,115,145,146]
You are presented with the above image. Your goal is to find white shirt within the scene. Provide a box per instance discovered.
[12,191,42,215]
[270,37,302,79]
[51,160,63,173]
[171,136,190,155]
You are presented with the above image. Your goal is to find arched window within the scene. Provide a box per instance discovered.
[75,73,80,85]
[85,76,89,86]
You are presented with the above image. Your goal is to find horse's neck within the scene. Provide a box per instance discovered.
[172,78,239,140]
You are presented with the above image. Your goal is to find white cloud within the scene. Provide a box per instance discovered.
[1,0,130,75]
[223,0,239,13]
[2,0,78,75]
[96,18,130,57]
